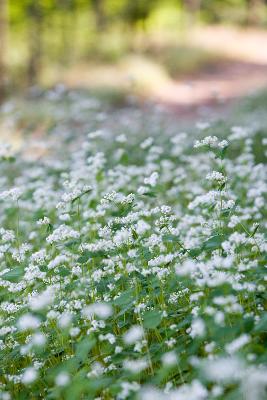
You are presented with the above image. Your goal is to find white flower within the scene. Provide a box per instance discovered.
[218,140,229,149]
[21,367,38,384]
[140,380,208,400]
[113,228,132,246]
[31,332,46,346]
[196,122,211,130]
[0,228,15,242]
[118,381,140,399]
[225,334,250,354]
[30,249,47,264]
[99,333,116,344]
[58,312,72,328]
[161,205,171,214]
[115,346,123,354]
[206,171,227,184]
[141,137,154,149]
[144,172,159,187]
[29,287,55,311]
[189,318,206,338]
[165,338,176,348]
[88,130,103,139]
[176,260,197,276]
[242,366,267,400]
[69,327,80,337]
[37,216,50,225]
[161,351,177,366]
[116,134,127,143]
[17,314,40,331]
[123,325,144,345]
[0,392,11,400]
[48,254,68,270]
[55,372,70,387]
[136,220,150,235]
[87,362,104,377]
[194,135,218,148]
[46,224,79,244]
[123,358,148,373]
[137,186,149,195]
[82,302,112,320]
[0,187,22,201]
[0,143,12,158]
[204,357,244,382]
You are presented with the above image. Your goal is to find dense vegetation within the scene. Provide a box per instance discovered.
[0,89,266,399]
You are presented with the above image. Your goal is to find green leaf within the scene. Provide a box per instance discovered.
[162,234,179,242]
[215,146,228,160]
[75,336,96,362]
[253,313,267,333]
[188,247,202,257]
[86,377,113,395]
[132,229,138,240]
[202,234,225,251]
[138,247,152,261]
[2,268,24,282]
[71,188,92,204]
[46,223,53,233]
[219,182,226,191]
[63,239,80,248]
[78,250,108,261]
[251,223,259,237]
[113,290,135,307]
[142,191,157,198]
[58,266,71,277]
[143,310,162,329]
[77,254,89,264]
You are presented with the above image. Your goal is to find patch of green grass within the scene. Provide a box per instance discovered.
[146,44,224,78]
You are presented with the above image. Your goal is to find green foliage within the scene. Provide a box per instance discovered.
[4,0,267,92]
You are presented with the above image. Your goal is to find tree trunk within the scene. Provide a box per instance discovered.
[0,0,8,103]
[247,0,264,25]
[183,0,202,26]
[26,0,43,86]
[91,0,106,31]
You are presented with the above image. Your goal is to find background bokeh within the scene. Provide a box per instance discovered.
[1,0,267,104]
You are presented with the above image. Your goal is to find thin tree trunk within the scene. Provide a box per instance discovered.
[183,0,202,24]
[0,0,8,102]
[27,0,43,86]
[247,0,264,25]
[91,0,106,31]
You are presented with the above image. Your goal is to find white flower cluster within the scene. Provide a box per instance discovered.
[46,224,80,244]
[0,188,22,201]
[194,135,228,149]
[0,92,266,400]
[206,171,227,184]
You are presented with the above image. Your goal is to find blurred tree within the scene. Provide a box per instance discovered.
[91,0,106,31]
[56,0,76,64]
[121,0,158,29]
[247,0,265,24]
[3,0,267,93]
[183,0,202,13]
[0,0,8,102]
[26,0,44,85]
[182,0,202,24]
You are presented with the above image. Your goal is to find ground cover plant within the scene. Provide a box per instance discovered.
[0,88,266,400]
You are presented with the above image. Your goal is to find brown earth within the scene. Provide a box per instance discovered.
[62,26,267,120]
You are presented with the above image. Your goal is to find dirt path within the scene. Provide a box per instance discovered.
[151,26,267,118]
[62,26,267,120]
[154,60,267,119]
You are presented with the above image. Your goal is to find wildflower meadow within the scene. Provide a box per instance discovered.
[0,90,266,400]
